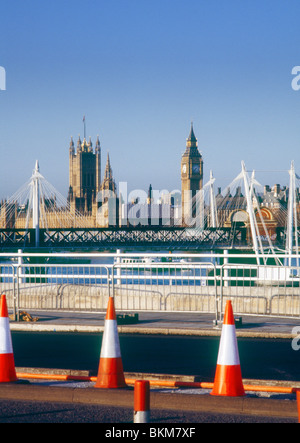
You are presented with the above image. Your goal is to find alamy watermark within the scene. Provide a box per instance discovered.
[292,326,300,351]
[96,183,205,228]
[291,66,300,91]
[0,66,6,90]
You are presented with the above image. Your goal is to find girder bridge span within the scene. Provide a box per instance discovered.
[0,226,287,249]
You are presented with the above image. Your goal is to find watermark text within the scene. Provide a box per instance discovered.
[292,326,300,351]
[0,66,6,91]
[291,66,300,91]
[96,183,205,228]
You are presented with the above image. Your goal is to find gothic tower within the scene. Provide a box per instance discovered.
[68,134,101,214]
[97,152,119,227]
[101,152,116,193]
[181,123,203,226]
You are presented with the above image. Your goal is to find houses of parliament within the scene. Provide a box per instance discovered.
[66,123,205,228]
[0,123,295,236]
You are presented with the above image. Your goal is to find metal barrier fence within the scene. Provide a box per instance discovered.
[0,251,300,321]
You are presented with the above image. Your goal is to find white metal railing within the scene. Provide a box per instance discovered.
[0,250,300,321]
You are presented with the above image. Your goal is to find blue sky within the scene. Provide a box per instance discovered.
[1,0,300,199]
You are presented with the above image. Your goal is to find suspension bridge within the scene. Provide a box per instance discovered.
[0,160,298,252]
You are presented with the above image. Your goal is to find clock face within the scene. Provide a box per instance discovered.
[192,164,200,174]
[182,164,187,173]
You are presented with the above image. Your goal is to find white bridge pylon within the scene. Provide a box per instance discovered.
[225,161,299,267]
[225,161,276,265]
[1,161,90,247]
[28,161,91,246]
[32,161,41,247]
[286,160,299,267]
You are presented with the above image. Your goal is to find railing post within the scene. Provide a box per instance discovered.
[12,265,17,322]
[108,266,112,299]
[15,265,20,322]
[223,250,229,287]
[212,263,220,326]
[116,249,121,285]
[17,249,23,287]
[215,264,224,326]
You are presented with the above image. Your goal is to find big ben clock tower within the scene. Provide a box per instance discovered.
[181,123,203,226]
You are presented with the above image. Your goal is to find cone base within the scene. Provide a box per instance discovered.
[211,364,245,397]
[0,354,18,383]
[95,357,127,389]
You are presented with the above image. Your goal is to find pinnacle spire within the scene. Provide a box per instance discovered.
[188,122,197,143]
[104,152,112,178]
[101,152,116,193]
[185,122,199,151]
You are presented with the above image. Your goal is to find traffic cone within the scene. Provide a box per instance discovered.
[95,297,127,388]
[0,294,18,383]
[211,300,245,396]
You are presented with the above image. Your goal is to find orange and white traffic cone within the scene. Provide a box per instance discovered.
[0,294,18,383]
[297,390,300,423]
[211,300,245,397]
[95,297,127,389]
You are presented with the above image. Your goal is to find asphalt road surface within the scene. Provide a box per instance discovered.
[11,331,300,382]
[1,334,299,424]
[0,399,296,424]
[3,327,300,424]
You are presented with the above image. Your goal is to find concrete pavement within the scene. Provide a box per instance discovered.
[8,310,300,338]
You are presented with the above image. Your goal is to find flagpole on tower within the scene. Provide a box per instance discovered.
[83,115,86,140]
